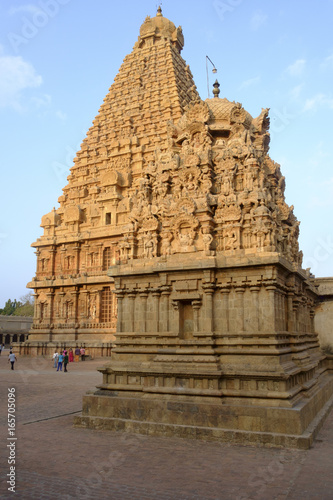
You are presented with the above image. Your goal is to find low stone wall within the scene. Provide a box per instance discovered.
[13,341,113,359]
[0,316,33,345]
[315,277,333,352]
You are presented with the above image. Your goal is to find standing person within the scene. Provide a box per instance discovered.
[74,346,80,362]
[57,352,64,371]
[80,347,86,361]
[52,351,59,368]
[8,351,17,370]
[0,343,2,355]
[68,348,74,363]
[63,351,69,372]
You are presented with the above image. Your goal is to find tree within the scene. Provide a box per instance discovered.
[0,299,21,315]
[0,293,34,317]
[13,293,34,317]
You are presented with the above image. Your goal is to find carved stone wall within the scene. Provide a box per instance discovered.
[27,8,199,347]
[27,8,333,446]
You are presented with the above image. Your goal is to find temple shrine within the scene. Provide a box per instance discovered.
[27,8,333,447]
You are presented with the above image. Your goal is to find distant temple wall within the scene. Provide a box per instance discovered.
[315,277,333,351]
[0,316,33,344]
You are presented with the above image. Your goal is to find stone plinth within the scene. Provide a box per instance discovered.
[75,254,333,448]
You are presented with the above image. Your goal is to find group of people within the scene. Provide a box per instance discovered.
[53,347,86,372]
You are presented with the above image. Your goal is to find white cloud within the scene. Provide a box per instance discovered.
[56,110,67,120]
[321,53,333,69]
[31,94,52,108]
[289,84,304,100]
[239,76,260,90]
[286,59,306,77]
[0,54,42,110]
[250,11,267,31]
[303,93,333,112]
[8,4,41,15]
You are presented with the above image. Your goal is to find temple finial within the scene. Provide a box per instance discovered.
[157,5,162,16]
[213,79,220,98]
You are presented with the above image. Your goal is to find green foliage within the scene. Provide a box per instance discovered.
[13,303,34,317]
[0,299,21,315]
[0,293,34,317]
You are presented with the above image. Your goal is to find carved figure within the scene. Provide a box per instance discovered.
[224,226,238,250]
[89,296,96,320]
[143,231,156,258]
[202,227,213,253]
[119,236,131,260]
[161,232,173,255]
[254,219,269,248]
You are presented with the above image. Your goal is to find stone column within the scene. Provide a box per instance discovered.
[310,307,315,334]
[46,290,54,325]
[287,292,294,332]
[139,292,149,333]
[71,289,79,324]
[203,284,215,333]
[74,244,80,274]
[50,248,56,276]
[192,299,201,334]
[36,299,42,321]
[279,291,286,331]
[35,250,40,273]
[266,285,277,332]
[171,300,179,334]
[152,290,160,333]
[220,287,230,334]
[82,243,89,271]
[159,286,171,332]
[249,286,260,333]
[97,243,103,270]
[33,292,38,320]
[79,289,89,321]
[115,292,124,332]
[128,233,137,260]
[277,290,286,332]
[95,291,102,323]
[293,299,299,333]
[127,292,136,332]
[60,247,66,272]
[235,287,245,333]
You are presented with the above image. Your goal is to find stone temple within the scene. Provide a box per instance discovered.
[28,9,333,447]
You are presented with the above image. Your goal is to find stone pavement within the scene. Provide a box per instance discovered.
[0,350,333,500]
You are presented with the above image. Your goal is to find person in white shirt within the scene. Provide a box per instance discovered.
[52,351,59,368]
[8,352,17,370]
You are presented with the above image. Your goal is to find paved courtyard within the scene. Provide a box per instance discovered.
[0,349,332,500]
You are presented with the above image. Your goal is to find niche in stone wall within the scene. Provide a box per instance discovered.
[179,300,194,340]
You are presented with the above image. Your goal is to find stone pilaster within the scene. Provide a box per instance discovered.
[127,292,136,332]
[249,286,260,333]
[220,287,230,334]
[160,286,171,332]
[152,289,160,332]
[139,292,149,333]
[235,287,245,332]
[202,284,215,333]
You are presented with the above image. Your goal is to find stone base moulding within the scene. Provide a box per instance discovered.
[74,375,333,449]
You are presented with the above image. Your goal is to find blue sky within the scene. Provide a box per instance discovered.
[0,0,332,307]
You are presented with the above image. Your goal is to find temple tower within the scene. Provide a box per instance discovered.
[27,8,199,353]
[27,8,333,447]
